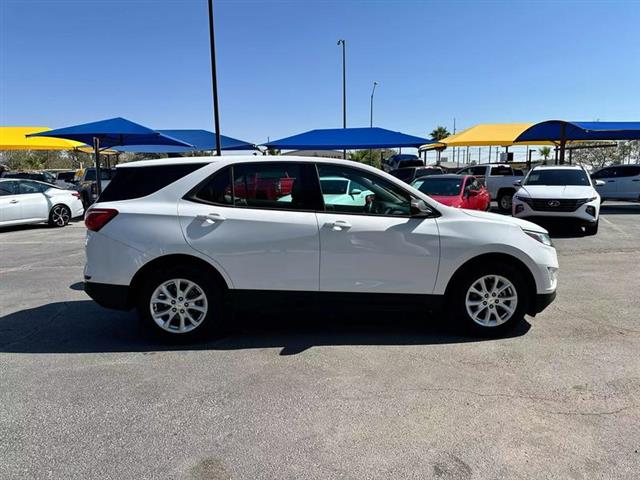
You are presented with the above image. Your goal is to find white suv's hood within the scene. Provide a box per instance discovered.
[460,209,547,233]
[518,185,595,199]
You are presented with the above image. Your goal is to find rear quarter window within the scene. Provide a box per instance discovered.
[99,163,207,202]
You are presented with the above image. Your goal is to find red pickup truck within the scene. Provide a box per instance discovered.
[234,172,294,201]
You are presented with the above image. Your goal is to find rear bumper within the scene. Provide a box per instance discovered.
[527,291,557,316]
[84,281,131,311]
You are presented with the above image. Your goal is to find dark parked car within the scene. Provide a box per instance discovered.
[390,166,445,184]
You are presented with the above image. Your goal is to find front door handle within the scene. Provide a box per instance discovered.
[197,212,225,224]
[331,220,352,231]
[9,199,19,204]
[607,180,615,183]
[632,179,640,182]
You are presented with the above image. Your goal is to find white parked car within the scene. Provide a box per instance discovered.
[0,179,84,228]
[83,156,558,339]
[591,164,640,202]
[512,166,602,235]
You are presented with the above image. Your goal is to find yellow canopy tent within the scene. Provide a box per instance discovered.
[0,127,86,150]
[420,123,558,151]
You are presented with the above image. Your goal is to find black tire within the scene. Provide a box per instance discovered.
[584,220,599,236]
[497,191,514,213]
[48,204,71,227]
[447,262,530,337]
[136,265,225,341]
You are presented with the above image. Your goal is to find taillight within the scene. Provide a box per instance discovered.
[85,208,118,232]
[72,192,81,199]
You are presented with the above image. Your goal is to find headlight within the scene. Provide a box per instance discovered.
[586,196,598,202]
[522,229,553,246]
[515,195,532,204]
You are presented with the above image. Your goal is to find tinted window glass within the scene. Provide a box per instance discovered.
[592,167,616,179]
[19,181,49,194]
[84,169,116,182]
[524,169,590,186]
[192,167,233,205]
[471,166,486,176]
[0,181,18,196]
[615,166,640,177]
[232,163,320,210]
[318,164,411,216]
[412,177,464,196]
[490,166,513,176]
[57,172,75,182]
[391,168,415,182]
[99,163,207,202]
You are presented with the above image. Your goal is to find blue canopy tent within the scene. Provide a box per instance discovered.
[264,127,432,151]
[110,129,256,153]
[28,117,193,195]
[514,121,640,164]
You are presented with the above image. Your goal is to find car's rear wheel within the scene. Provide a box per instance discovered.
[48,204,71,227]
[448,263,529,336]
[137,266,223,340]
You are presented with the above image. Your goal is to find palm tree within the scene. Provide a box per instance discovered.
[429,126,451,141]
[538,146,552,164]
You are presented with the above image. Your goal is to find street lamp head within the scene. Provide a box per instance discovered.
[373,81,379,86]
[337,39,345,45]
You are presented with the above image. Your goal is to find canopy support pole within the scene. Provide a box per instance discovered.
[93,137,102,197]
[208,0,222,156]
[559,123,567,165]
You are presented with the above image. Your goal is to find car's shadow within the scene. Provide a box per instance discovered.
[0,300,530,356]
[0,219,84,233]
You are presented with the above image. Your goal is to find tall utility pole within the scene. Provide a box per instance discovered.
[208,0,222,155]
[337,39,346,159]
[370,81,378,127]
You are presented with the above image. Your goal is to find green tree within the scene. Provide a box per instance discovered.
[538,147,552,164]
[349,148,397,169]
[429,126,451,141]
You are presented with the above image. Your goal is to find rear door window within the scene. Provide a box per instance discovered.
[99,163,207,202]
[490,166,513,176]
[0,181,18,195]
[189,162,323,211]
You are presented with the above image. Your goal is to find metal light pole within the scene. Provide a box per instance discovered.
[337,39,346,159]
[208,0,222,155]
[369,81,378,127]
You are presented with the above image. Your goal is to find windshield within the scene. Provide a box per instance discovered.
[524,169,590,186]
[412,177,463,196]
[320,179,348,194]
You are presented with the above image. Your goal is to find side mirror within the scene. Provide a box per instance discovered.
[410,198,434,217]
[513,180,522,187]
[595,180,605,187]
[350,189,362,196]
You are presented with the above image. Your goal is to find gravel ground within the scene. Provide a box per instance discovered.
[1,202,639,479]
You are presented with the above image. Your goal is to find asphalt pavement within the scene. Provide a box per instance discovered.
[1,202,639,479]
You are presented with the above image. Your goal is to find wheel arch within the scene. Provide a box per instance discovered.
[129,254,230,306]
[444,252,536,305]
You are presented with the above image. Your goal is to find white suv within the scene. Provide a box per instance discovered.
[84,156,558,339]
[512,166,601,235]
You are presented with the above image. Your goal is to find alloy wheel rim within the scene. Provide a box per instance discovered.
[465,275,518,327]
[52,206,69,226]
[501,196,512,210]
[150,278,208,333]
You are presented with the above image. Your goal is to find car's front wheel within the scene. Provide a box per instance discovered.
[448,263,529,336]
[137,266,223,340]
[48,204,71,227]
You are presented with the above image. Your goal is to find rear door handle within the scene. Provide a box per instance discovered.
[331,220,352,231]
[632,179,640,182]
[197,212,225,223]
[607,180,615,183]
[9,199,19,204]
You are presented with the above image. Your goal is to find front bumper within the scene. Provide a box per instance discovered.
[513,199,599,223]
[527,291,557,316]
[84,281,132,311]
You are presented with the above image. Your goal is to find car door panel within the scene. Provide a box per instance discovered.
[316,213,440,294]
[179,202,320,291]
[177,162,322,292]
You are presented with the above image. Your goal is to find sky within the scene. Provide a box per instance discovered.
[1,0,640,147]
